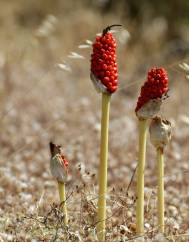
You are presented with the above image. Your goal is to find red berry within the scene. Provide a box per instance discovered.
[102,64,108,70]
[106,71,110,76]
[103,77,110,84]
[62,156,69,168]
[103,53,108,59]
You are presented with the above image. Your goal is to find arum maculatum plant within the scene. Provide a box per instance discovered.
[135,68,169,234]
[90,24,121,241]
[149,116,172,233]
[49,142,69,226]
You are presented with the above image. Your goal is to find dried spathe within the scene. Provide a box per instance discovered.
[50,154,68,183]
[149,116,172,149]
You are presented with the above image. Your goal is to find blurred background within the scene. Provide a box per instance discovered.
[0,0,189,86]
[0,1,189,240]
[0,0,189,106]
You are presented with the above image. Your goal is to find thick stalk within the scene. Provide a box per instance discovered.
[136,119,148,234]
[97,93,111,242]
[157,147,164,233]
[58,181,68,225]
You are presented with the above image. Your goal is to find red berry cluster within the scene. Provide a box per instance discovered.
[49,142,69,169]
[135,68,169,112]
[61,155,69,169]
[90,29,118,93]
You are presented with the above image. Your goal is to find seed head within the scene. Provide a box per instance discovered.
[49,142,69,183]
[149,116,172,150]
[136,68,169,119]
[90,25,120,94]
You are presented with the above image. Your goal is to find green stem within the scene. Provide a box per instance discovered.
[136,119,148,234]
[97,93,111,242]
[58,181,68,225]
[157,147,164,233]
